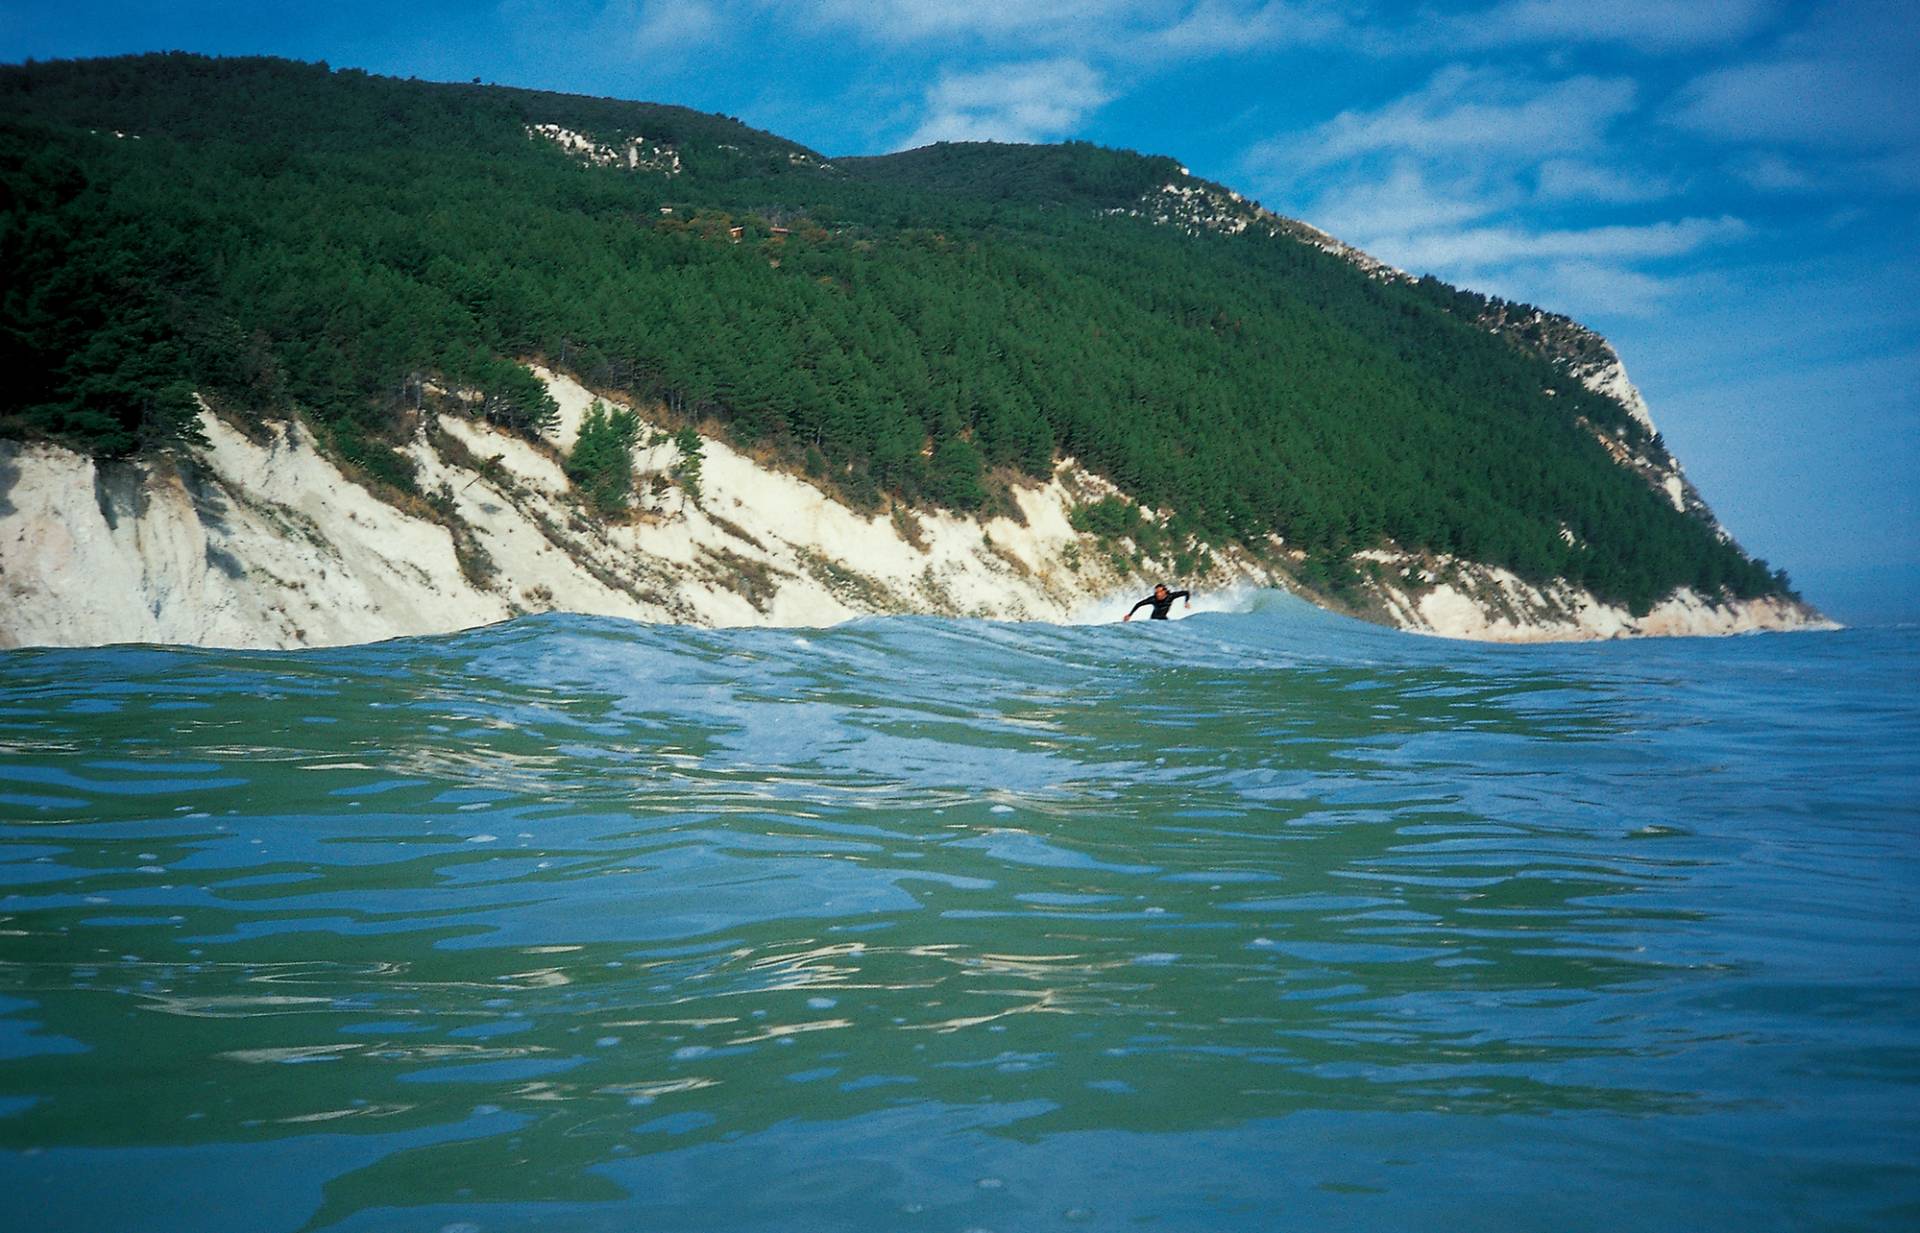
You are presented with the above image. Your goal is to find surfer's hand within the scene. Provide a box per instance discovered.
[1122,612,1131,622]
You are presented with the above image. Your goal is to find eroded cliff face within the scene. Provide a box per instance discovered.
[0,367,1831,651]
[0,368,1265,648]
[1358,551,1825,641]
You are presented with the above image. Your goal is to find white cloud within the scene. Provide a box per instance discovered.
[899,59,1114,148]
[1670,0,1920,151]
[1377,216,1748,269]
[1447,0,1777,51]
[1663,1,1920,202]
[1469,260,1691,316]
[1728,150,1817,192]
[1526,260,1688,316]
[1258,66,1638,172]
[783,0,1347,58]
[788,0,1770,58]
[1146,1,1349,55]
[622,0,723,52]
[495,0,731,65]
[1674,58,1920,149]
[1535,158,1676,203]
[798,0,1152,46]
[1304,161,1512,239]
[1243,66,1755,324]
[1371,257,1695,318]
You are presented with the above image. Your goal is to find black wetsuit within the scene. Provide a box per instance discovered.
[1128,590,1190,620]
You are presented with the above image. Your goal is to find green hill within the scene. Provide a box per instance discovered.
[0,53,1788,613]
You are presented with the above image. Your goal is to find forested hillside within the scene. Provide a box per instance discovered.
[0,53,1789,613]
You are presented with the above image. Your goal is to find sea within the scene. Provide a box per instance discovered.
[1,592,1915,1232]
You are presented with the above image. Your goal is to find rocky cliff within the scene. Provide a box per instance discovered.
[0,366,1831,650]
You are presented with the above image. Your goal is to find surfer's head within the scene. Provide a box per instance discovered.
[1154,584,1169,599]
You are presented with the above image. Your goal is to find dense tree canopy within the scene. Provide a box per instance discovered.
[0,53,1788,612]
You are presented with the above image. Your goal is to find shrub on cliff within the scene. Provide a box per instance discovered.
[669,427,704,505]
[566,401,641,515]
[925,437,986,510]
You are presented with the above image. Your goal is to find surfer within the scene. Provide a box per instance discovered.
[1123,584,1191,622]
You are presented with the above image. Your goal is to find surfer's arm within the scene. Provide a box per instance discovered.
[1171,590,1192,608]
[1123,597,1154,621]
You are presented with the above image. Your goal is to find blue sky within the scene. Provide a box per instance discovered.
[6,1,1917,622]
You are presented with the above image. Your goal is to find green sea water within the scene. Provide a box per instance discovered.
[2,595,1915,1230]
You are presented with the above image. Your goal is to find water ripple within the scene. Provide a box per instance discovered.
[1,599,1916,1230]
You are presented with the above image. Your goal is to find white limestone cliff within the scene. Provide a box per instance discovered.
[0,367,1832,651]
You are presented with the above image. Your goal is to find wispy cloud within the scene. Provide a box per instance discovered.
[1727,150,1818,193]
[785,0,1769,59]
[1669,0,1920,155]
[1302,161,1511,238]
[493,0,730,72]
[1535,158,1676,204]
[1144,0,1349,55]
[1674,60,1920,150]
[1440,0,1777,51]
[798,0,1150,47]
[1240,64,1748,316]
[1255,66,1637,172]
[1383,216,1748,269]
[785,0,1348,58]
[899,59,1114,148]
[619,0,723,53]
[1519,260,1693,317]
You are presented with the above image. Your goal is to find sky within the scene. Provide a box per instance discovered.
[5,1,1917,623]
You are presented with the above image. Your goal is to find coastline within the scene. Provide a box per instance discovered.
[0,367,1831,652]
